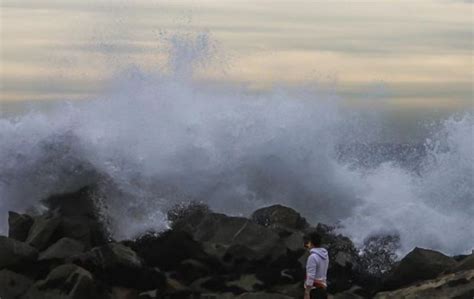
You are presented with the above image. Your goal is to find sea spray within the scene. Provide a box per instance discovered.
[0,33,472,255]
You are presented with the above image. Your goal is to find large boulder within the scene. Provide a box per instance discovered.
[453,253,474,272]
[375,269,474,299]
[39,237,85,261]
[0,236,38,269]
[382,247,457,290]
[8,212,34,242]
[127,230,216,272]
[24,264,101,299]
[0,269,33,299]
[187,213,285,261]
[44,186,110,249]
[251,205,309,231]
[25,214,61,251]
[74,242,165,290]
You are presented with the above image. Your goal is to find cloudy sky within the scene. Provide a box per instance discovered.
[1,0,472,112]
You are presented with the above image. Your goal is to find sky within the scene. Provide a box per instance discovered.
[0,0,473,114]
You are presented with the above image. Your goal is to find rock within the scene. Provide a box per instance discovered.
[189,213,285,261]
[0,269,33,299]
[176,259,212,284]
[74,243,165,290]
[237,293,293,299]
[25,214,61,250]
[127,230,216,272]
[453,253,474,272]
[226,274,264,292]
[0,236,38,269]
[269,282,304,298]
[39,237,85,261]
[374,269,474,299]
[332,286,366,298]
[25,263,101,299]
[110,287,140,299]
[44,186,110,248]
[251,205,309,231]
[8,211,34,242]
[382,247,457,290]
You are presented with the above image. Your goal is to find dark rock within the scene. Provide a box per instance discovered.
[44,186,110,249]
[25,214,61,251]
[73,242,165,290]
[187,213,285,261]
[167,201,211,231]
[0,269,33,299]
[0,236,38,269]
[383,247,457,290]
[127,230,217,272]
[453,253,474,272]
[24,264,101,299]
[8,212,34,242]
[39,237,85,261]
[251,205,309,231]
[375,269,474,299]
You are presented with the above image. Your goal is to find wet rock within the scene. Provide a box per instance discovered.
[0,236,38,269]
[45,186,110,248]
[8,211,34,242]
[251,204,309,231]
[0,269,33,299]
[375,269,474,299]
[127,230,218,273]
[74,242,165,290]
[188,213,285,261]
[382,247,457,290]
[24,264,101,299]
[453,253,474,272]
[25,214,61,251]
[39,237,84,261]
[226,274,264,292]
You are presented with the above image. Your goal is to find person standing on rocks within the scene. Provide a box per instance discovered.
[304,232,329,299]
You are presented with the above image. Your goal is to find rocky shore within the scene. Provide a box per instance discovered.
[1,186,473,299]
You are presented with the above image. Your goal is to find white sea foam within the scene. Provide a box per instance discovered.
[0,33,472,255]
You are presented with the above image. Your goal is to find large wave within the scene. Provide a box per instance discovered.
[0,34,472,255]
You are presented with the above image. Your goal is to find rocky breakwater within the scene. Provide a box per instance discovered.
[0,186,473,299]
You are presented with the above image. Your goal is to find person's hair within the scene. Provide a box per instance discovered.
[303,231,322,247]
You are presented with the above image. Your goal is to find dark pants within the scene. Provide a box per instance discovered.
[310,288,328,299]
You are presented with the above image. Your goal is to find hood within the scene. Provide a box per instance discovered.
[310,248,328,260]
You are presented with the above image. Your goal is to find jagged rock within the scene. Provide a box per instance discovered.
[269,282,304,298]
[0,269,33,299]
[74,242,165,290]
[127,230,215,272]
[382,247,457,290]
[251,205,309,231]
[25,214,61,250]
[187,213,286,261]
[0,236,38,269]
[24,264,101,299]
[374,269,474,299]
[110,287,140,299]
[332,286,366,298]
[39,237,85,261]
[176,259,212,284]
[44,186,110,249]
[167,201,211,231]
[226,274,264,292]
[453,253,474,272]
[8,212,34,242]
[237,293,293,299]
